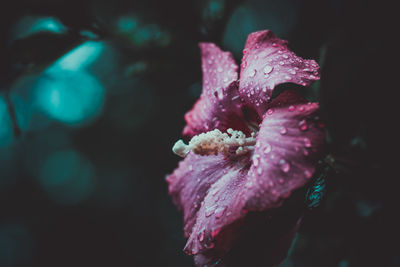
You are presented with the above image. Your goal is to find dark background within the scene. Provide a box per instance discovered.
[0,0,397,266]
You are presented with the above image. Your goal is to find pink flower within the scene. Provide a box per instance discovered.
[167,30,325,267]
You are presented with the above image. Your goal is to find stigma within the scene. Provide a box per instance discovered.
[172,128,256,157]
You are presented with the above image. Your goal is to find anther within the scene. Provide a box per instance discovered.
[172,128,257,157]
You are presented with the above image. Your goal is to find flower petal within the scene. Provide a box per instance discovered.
[245,90,325,211]
[183,43,248,137]
[183,165,248,256]
[239,30,320,116]
[166,153,234,237]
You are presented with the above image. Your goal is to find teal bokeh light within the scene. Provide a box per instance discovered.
[10,16,67,42]
[35,71,104,125]
[0,95,14,147]
[38,149,96,205]
[49,41,105,72]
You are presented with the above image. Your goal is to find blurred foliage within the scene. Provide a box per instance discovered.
[0,0,398,266]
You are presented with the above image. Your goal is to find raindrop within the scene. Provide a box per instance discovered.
[288,105,295,111]
[253,155,260,166]
[211,227,221,238]
[280,127,287,135]
[215,206,226,219]
[282,54,289,59]
[257,167,263,175]
[263,144,272,154]
[299,120,308,131]
[198,228,205,242]
[304,137,312,147]
[284,75,291,80]
[263,65,273,74]
[279,61,285,65]
[267,109,274,115]
[248,69,257,77]
[205,206,215,217]
[279,159,290,173]
[289,69,296,75]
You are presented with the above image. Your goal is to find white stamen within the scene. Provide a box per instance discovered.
[172,128,257,157]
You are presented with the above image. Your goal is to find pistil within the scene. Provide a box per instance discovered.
[172,128,256,157]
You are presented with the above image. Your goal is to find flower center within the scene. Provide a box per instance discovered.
[172,128,256,157]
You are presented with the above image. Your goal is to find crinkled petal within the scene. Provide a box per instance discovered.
[239,30,320,116]
[245,91,325,211]
[166,153,229,237]
[183,165,248,256]
[183,43,249,137]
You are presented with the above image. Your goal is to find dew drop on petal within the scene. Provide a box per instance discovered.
[304,137,312,147]
[205,206,215,217]
[198,228,205,241]
[279,159,290,173]
[304,169,312,178]
[214,206,226,219]
[288,105,295,111]
[263,65,273,74]
[299,120,308,131]
[280,127,287,135]
[217,66,223,72]
[263,143,272,154]
[211,227,221,238]
[267,109,274,115]
[248,69,257,77]
[257,167,263,175]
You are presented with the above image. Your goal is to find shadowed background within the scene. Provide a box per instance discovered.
[0,0,397,266]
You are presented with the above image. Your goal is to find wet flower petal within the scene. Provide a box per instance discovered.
[239,30,320,116]
[167,153,235,237]
[183,43,249,137]
[245,91,325,210]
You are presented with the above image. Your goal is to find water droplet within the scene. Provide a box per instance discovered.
[279,61,285,65]
[272,42,278,47]
[217,66,223,72]
[281,163,290,173]
[282,54,289,59]
[198,228,205,241]
[267,109,274,115]
[208,59,213,64]
[211,227,221,237]
[242,61,247,69]
[257,167,263,175]
[248,69,257,77]
[280,127,287,135]
[263,143,272,154]
[189,165,193,171]
[299,120,308,131]
[253,155,260,167]
[279,159,290,173]
[215,206,226,219]
[299,106,305,112]
[205,206,215,217]
[263,65,273,74]
[289,69,296,75]
[304,170,312,178]
[304,137,312,147]
[288,105,295,111]
[284,75,291,80]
